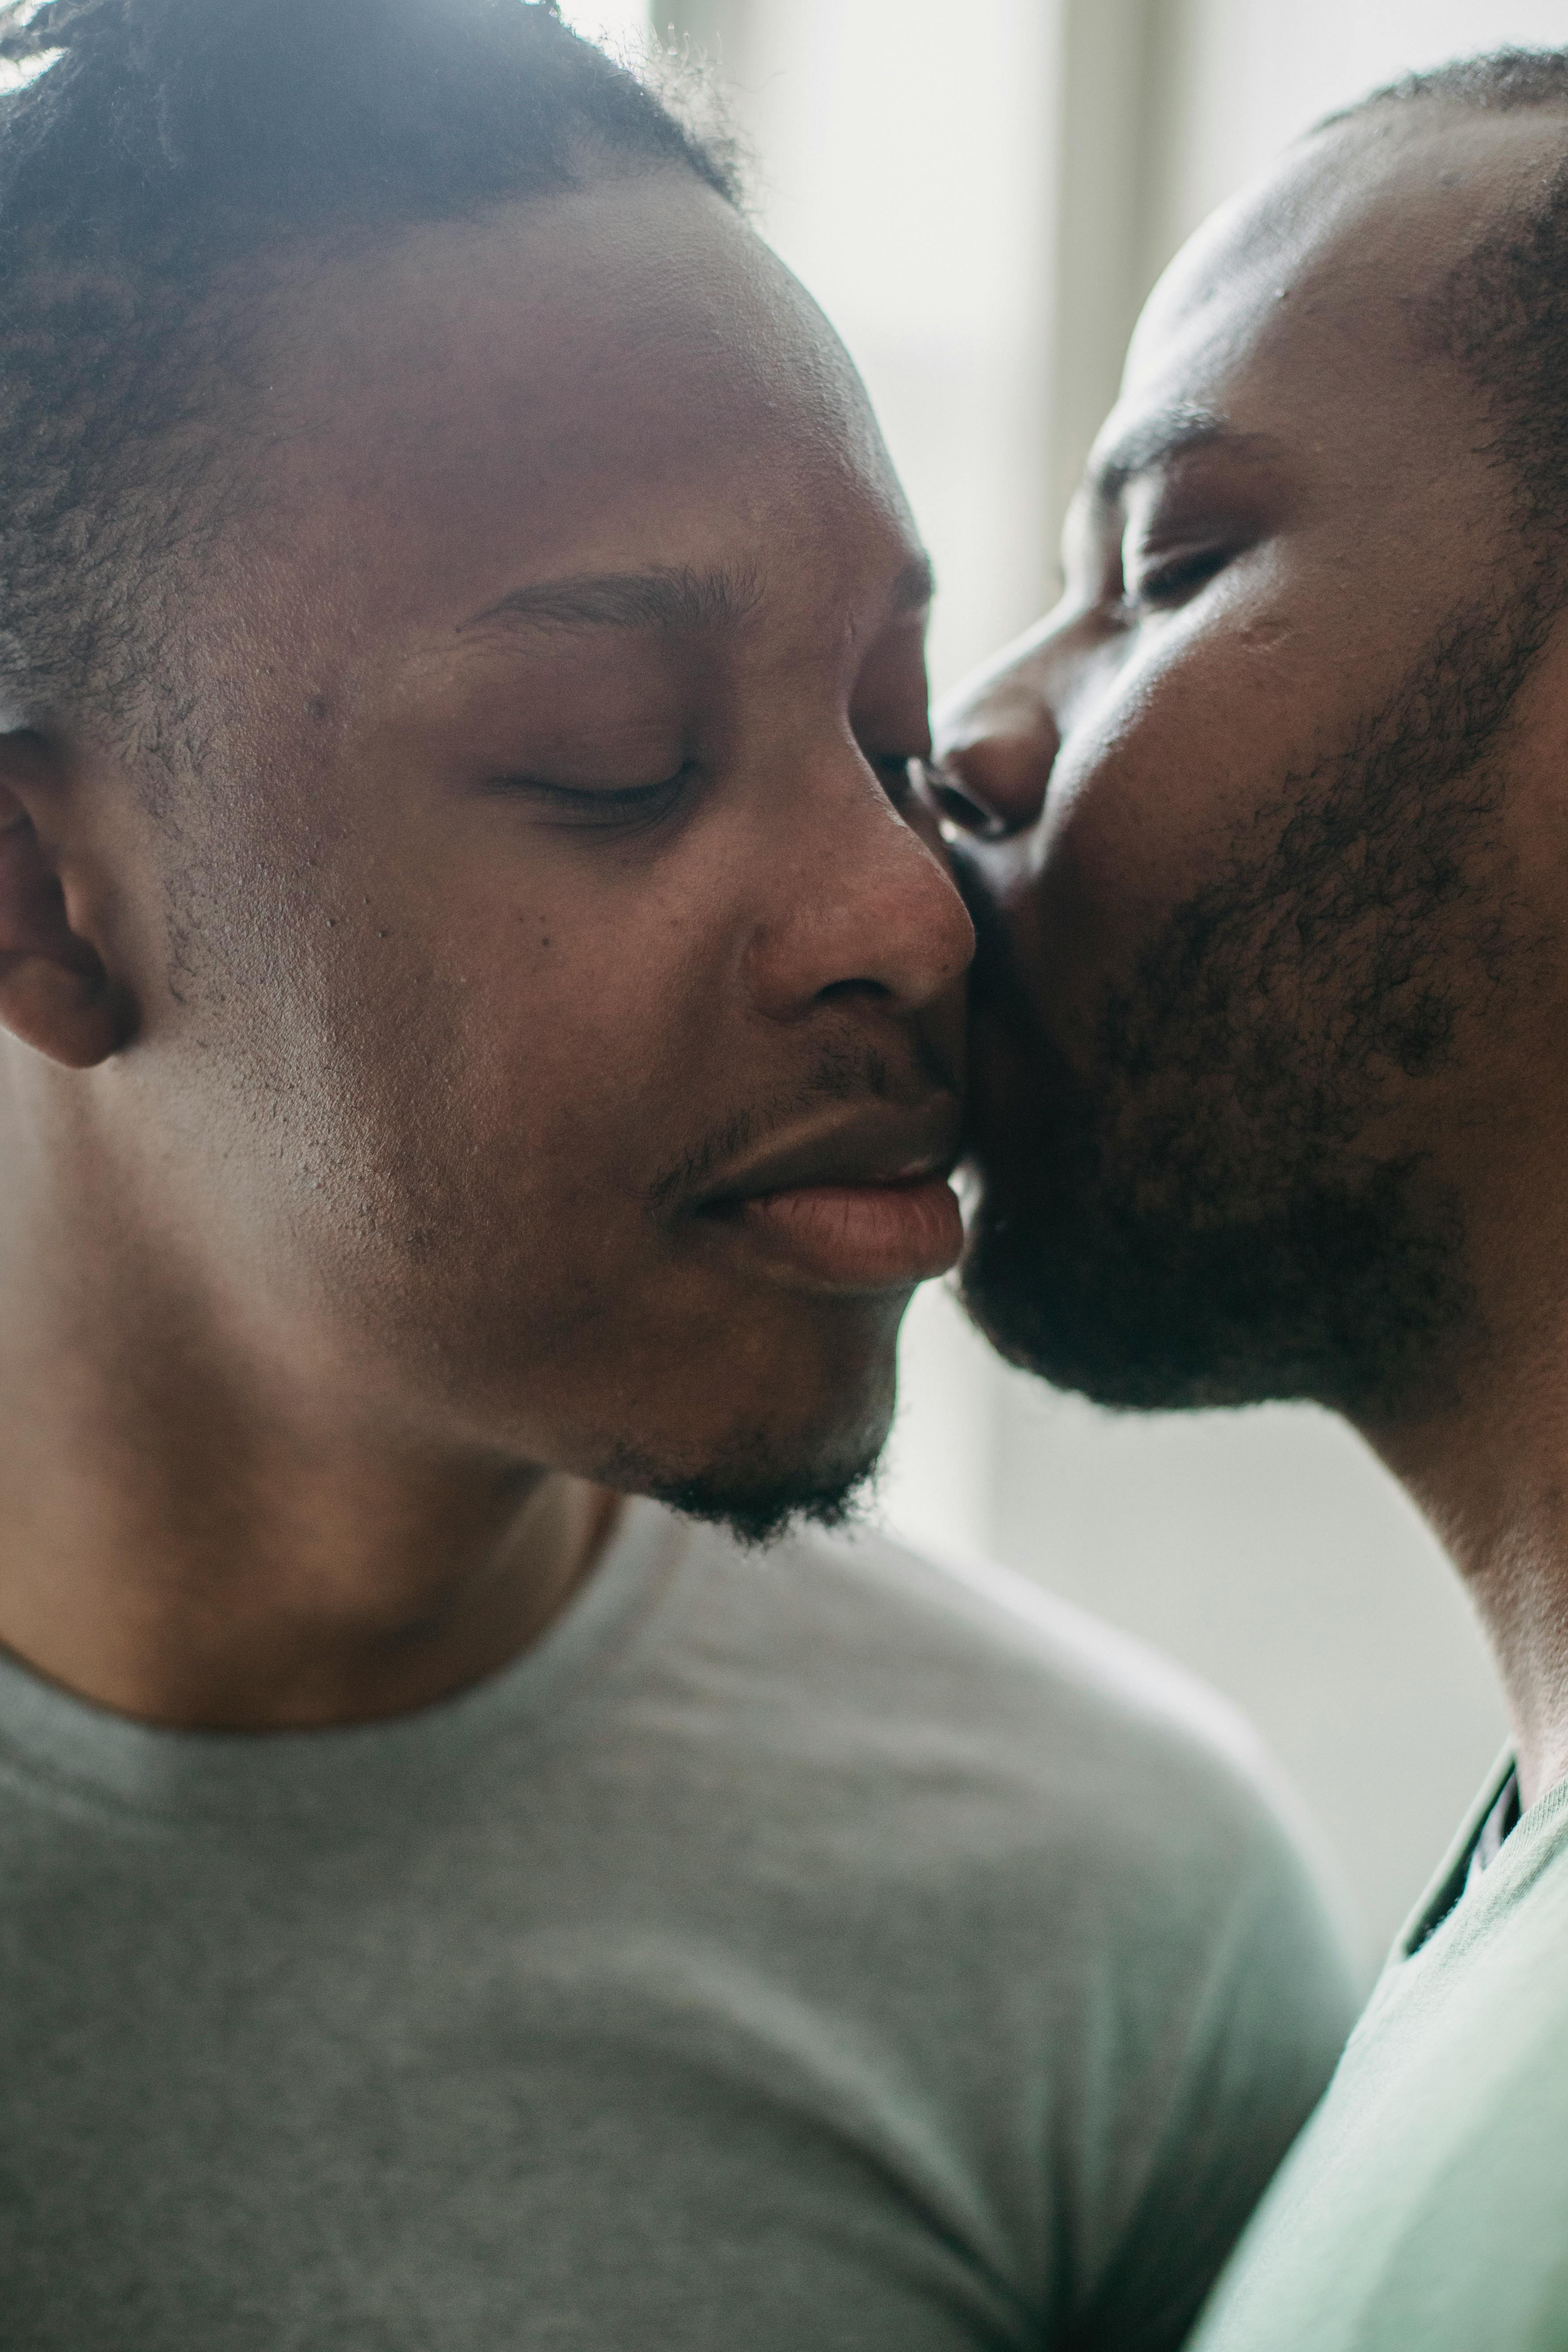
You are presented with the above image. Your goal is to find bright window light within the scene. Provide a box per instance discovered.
[0,47,61,94]
[556,0,648,54]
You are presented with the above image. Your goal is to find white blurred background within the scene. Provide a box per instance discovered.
[561,0,1568,1969]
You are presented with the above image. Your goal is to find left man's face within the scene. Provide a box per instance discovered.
[936,106,1568,1422]
[77,174,972,1537]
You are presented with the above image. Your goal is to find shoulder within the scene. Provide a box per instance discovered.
[718,1521,1360,2323]
[674,1511,1347,1947]
[1191,1815,1568,2352]
[648,1507,1358,2338]
[799,1520,1304,1822]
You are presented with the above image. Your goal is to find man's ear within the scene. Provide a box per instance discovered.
[0,732,132,1070]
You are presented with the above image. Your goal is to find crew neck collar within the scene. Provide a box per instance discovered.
[0,1496,684,1837]
[1401,1750,1568,1962]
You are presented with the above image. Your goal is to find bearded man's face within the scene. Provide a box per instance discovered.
[935,104,1568,1423]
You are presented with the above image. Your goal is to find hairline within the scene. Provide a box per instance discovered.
[7,154,736,739]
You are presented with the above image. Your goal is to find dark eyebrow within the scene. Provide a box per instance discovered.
[458,564,765,636]
[1090,406,1283,505]
[458,551,936,638]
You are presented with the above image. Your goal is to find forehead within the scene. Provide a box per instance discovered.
[228,174,914,639]
[1109,103,1568,481]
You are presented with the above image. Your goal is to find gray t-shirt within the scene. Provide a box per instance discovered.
[0,1501,1357,2350]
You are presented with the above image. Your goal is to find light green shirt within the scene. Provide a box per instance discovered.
[1189,1755,1568,2352]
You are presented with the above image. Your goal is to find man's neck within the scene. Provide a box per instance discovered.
[0,1093,619,1732]
[1374,1340,1568,1811]
[0,1424,621,1733]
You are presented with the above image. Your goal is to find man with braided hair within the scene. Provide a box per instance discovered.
[937,45,1568,2352]
[0,1,1356,2345]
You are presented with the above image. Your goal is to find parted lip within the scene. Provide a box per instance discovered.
[690,1101,964,1214]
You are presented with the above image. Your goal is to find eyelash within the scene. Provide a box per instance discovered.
[489,750,919,832]
[1123,546,1231,612]
[485,766,693,833]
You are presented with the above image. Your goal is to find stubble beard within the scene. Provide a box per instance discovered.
[960,581,1553,1420]
[599,1369,896,1550]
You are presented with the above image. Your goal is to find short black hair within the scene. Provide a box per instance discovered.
[1324,49,1568,559]
[0,0,739,722]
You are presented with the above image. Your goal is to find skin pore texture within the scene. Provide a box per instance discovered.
[934,100,1568,1811]
[0,170,972,1731]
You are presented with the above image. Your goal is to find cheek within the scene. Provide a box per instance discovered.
[1026,639,1297,1044]
[316,915,675,1228]
[321,861,766,1323]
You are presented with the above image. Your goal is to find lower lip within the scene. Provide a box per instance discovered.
[728,1176,965,1290]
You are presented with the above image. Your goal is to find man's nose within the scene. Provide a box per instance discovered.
[744,754,975,1026]
[931,632,1063,841]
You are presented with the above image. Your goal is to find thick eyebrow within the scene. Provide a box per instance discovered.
[458,564,765,636]
[1090,405,1282,505]
[458,551,936,638]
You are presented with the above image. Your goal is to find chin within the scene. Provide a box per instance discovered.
[646,1451,880,1549]
[598,1372,896,1550]
[958,1145,1472,1423]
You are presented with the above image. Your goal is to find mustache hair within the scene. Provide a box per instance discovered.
[645,1028,962,1218]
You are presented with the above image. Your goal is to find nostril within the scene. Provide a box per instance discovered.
[817,975,892,1006]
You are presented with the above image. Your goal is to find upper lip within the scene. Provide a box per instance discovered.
[691,1101,963,1212]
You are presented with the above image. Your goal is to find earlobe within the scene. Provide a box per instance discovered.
[0,738,133,1070]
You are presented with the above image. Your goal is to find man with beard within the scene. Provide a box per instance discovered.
[935,44,1568,2352]
[0,0,1356,2344]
